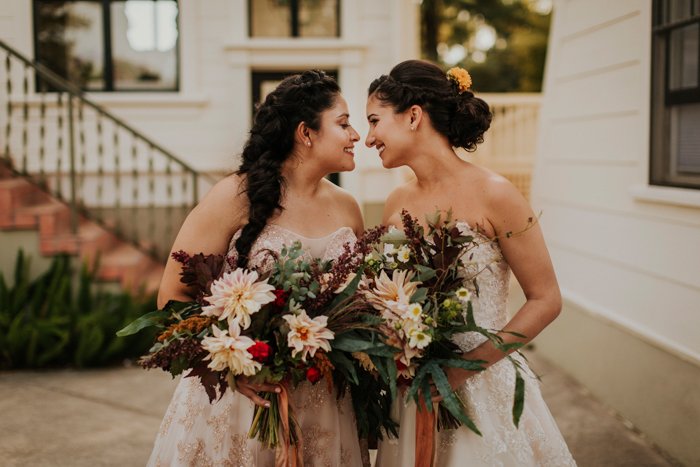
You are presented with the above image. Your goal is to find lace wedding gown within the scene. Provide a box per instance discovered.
[148,225,363,467]
[376,221,576,467]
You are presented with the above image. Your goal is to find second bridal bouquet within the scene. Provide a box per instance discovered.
[363,210,528,437]
[117,227,395,455]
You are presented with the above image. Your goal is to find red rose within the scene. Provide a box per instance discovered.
[247,341,272,363]
[273,289,289,307]
[305,366,322,384]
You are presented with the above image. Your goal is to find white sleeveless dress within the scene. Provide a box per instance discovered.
[376,221,576,467]
[148,224,363,467]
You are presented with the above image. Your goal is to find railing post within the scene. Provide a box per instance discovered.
[192,172,199,207]
[67,94,78,234]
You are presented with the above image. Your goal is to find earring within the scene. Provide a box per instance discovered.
[410,125,415,131]
[306,141,312,147]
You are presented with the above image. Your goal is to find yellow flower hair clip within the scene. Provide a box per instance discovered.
[446,67,472,94]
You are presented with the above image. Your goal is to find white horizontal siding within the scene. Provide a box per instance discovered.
[535,0,700,363]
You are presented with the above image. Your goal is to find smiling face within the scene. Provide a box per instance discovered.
[365,94,414,168]
[309,95,360,173]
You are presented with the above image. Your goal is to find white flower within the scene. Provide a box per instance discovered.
[283,309,334,362]
[383,243,397,261]
[365,269,420,311]
[455,287,472,303]
[402,303,423,322]
[396,245,411,263]
[365,251,381,263]
[201,325,261,376]
[201,269,276,330]
[408,329,432,349]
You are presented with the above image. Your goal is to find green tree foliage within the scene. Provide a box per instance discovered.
[0,251,156,369]
[421,0,552,92]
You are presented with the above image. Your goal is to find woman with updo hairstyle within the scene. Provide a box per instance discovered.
[150,70,365,466]
[367,60,576,466]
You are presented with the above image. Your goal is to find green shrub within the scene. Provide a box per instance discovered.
[0,250,157,369]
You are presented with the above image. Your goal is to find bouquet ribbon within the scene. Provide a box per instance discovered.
[275,382,304,467]
[415,398,436,467]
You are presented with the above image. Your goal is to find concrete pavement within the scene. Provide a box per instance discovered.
[0,351,681,466]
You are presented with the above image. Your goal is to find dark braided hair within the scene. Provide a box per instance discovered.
[235,70,340,267]
[368,60,491,151]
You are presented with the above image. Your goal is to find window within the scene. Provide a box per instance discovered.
[249,0,340,38]
[33,0,179,92]
[251,70,340,185]
[651,0,700,189]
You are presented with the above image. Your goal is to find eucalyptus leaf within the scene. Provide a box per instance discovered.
[512,371,525,427]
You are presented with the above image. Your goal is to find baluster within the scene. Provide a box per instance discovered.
[96,113,104,222]
[78,99,86,210]
[165,158,173,260]
[38,79,47,185]
[21,64,28,174]
[56,92,64,200]
[180,167,188,235]
[148,144,156,257]
[113,124,121,235]
[67,94,78,233]
[131,132,139,245]
[4,53,12,164]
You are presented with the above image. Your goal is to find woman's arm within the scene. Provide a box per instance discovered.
[443,177,561,390]
[157,175,247,308]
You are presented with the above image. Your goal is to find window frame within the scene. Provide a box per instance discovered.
[650,0,700,189]
[32,0,181,93]
[247,0,341,38]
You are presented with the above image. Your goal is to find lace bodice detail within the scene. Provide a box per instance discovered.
[226,224,357,272]
[452,221,511,352]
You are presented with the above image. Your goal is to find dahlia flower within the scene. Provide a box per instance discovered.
[201,268,276,330]
[201,325,261,376]
[282,309,334,362]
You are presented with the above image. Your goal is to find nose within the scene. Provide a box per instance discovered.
[350,126,360,142]
[365,132,375,148]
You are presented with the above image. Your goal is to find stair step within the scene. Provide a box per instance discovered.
[0,178,51,208]
[99,244,155,287]
[77,222,119,263]
[2,171,165,294]
[12,201,71,234]
[142,265,164,295]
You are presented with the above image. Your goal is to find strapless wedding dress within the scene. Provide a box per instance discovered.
[148,224,363,467]
[376,222,576,467]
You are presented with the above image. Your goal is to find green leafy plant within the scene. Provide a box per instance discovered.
[0,250,156,369]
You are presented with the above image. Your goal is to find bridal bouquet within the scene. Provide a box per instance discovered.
[117,227,396,455]
[363,210,528,442]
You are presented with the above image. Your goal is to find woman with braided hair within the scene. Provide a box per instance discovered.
[149,70,365,466]
[366,60,576,466]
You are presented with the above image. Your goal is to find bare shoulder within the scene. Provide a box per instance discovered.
[382,182,415,225]
[323,180,364,234]
[191,173,247,231]
[477,169,533,235]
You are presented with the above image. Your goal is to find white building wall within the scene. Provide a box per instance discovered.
[0,0,417,214]
[534,0,700,361]
[532,1,700,463]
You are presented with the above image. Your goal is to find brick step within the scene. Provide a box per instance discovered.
[0,179,52,226]
[1,170,164,294]
[99,244,161,292]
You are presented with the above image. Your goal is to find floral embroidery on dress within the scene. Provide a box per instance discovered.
[178,381,205,430]
[377,221,576,467]
[292,380,330,410]
[205,404,233,452]
[221,434,254,467]
[302,423,334,467]
[177,438,214,467]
